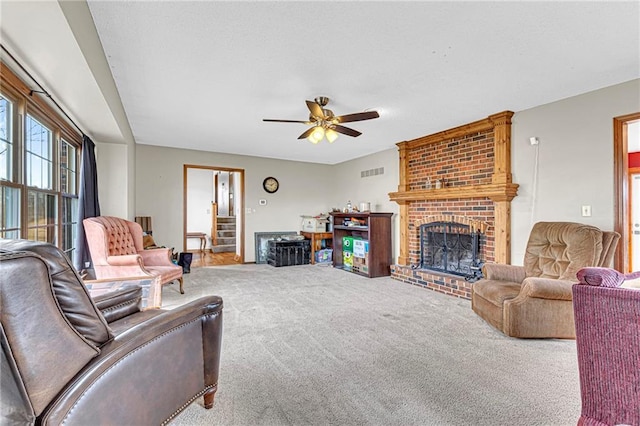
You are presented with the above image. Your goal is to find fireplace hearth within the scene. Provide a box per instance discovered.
[414,221,484,281]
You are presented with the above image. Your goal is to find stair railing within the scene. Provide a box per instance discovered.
[211,202,218,246]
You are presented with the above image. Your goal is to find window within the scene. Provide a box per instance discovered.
[0,95,13,181]
[0,63,81,256]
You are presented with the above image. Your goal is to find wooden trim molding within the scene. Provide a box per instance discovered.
[390,111,517,265]
[397,113,501,150]
[613,112,640,272]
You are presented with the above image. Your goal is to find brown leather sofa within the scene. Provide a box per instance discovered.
[471,222,620,339]
[0,239,223,425]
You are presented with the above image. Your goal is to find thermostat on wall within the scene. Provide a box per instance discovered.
[259,199,267,206]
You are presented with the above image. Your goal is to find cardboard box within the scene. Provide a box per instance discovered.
[343,251,353,271]
[301,216,329,232]
[342,236,358,253]
[353,253,369,274]
[353,240,369,258]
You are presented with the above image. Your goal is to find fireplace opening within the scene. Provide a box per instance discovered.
[415,221,484,281]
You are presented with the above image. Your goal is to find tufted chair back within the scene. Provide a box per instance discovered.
[85,216,142,261]
[103,218,137,256]
[523,222,605,280]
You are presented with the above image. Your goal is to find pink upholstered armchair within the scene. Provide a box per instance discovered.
[573,267,640,426]
[83,216,184,295]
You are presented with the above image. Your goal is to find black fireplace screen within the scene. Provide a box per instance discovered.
[417,222,483,281]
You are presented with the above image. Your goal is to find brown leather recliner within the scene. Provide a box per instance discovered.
[471,222,620,339]
[0,239,223,425]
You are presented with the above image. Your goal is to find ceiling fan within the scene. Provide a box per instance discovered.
[263,96,379,144]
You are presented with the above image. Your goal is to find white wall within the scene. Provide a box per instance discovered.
[217,172,230,216]
[510,79,640,263]
[95,141,129,218]
[135,144,334,261]
[186,168,214,249]
[331,148,400,261]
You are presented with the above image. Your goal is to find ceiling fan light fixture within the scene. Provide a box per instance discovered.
[264,96,380,144]
[325,128,338,143]
[308,126,325,143]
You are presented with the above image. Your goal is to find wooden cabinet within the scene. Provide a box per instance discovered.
[330,212,393,278]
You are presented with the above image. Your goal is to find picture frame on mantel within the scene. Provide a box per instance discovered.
[254,231,298,264]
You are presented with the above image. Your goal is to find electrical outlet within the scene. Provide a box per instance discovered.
[581,205,591,217]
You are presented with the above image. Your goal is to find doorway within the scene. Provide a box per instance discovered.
[614,113,640,272]
[184,165,245,266]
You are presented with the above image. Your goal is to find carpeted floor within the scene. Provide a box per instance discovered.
[163,264,581,426]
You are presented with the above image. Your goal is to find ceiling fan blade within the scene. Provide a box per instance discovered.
[334,111,380,123]
[263,119,311,124]
[333,125,362,137]
[306,100,326,120]
[297,127,315,140]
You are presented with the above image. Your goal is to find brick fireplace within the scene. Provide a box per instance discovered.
[388,111,519,299]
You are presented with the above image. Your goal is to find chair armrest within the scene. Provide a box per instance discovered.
[482,263,526,282]
[139,247,173,266]
[100,255,153,278]
[519,277,574,301]
[105,254,144,267]
[92,286,142,323]
[40,296,223,425]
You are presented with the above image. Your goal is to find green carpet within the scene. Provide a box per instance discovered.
[163,264,580,425]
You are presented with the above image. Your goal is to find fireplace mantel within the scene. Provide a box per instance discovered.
[389,182,519,203]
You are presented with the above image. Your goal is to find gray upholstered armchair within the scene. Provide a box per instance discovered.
[471,222,620,338]
[0,239,223,425]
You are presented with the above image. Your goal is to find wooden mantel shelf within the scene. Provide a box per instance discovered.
[389,182,519,203]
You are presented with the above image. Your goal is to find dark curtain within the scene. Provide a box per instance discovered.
[74,135,101,271]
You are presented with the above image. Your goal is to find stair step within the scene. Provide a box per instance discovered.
[217,216,236,223]
[217,230,235,237]
[212,244,236,253]
[217,224,235,230]
[216,237,236,245]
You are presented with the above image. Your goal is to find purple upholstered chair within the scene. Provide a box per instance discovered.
[572,267,640,426]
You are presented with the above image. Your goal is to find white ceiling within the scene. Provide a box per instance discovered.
[5,2,640,164]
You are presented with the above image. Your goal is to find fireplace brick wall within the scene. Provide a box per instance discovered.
[389,112,517,299]
[408,130,495,190]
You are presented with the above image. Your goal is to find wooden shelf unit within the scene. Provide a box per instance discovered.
[330,212,393,278]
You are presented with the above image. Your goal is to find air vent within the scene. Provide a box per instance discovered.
[360,167,384,178]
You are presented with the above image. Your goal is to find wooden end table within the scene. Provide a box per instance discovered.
[186,232,207,259]
[301,231,333,264]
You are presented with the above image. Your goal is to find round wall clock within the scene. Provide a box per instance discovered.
[263,176,279,193]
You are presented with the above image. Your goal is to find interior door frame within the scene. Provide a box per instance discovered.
[629,167,640,269]
[183,164,245,263]
[613,112,640,272]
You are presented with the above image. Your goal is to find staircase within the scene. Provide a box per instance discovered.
[212,216,236,253]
